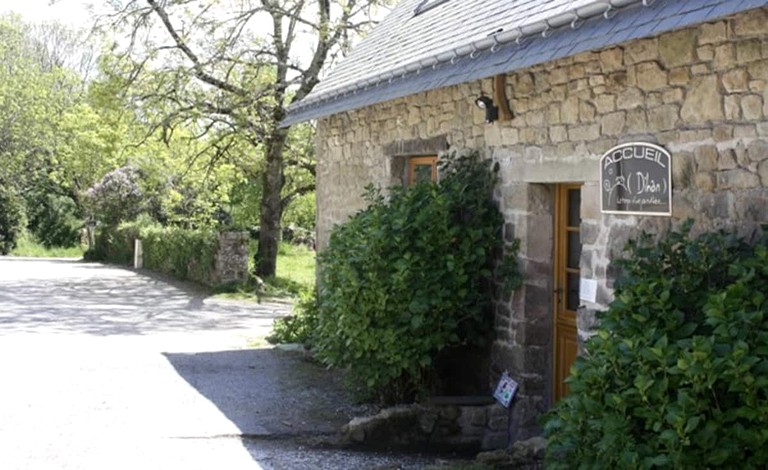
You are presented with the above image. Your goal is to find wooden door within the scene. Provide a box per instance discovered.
[553,184,582,402]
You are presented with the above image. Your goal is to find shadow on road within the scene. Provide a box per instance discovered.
[162,349,363,437]
[0,258,287,336]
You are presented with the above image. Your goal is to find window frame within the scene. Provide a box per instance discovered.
[408,156,438,185]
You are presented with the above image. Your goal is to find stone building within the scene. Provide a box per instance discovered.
[283,0,768,444]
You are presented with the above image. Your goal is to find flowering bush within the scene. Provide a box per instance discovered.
[85,166,144,226]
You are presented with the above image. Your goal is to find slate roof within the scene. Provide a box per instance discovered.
[282,0,768,127]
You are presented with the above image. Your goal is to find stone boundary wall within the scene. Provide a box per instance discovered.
[341,402,509,452]
[316,7,768,444]
[210,231,250,287]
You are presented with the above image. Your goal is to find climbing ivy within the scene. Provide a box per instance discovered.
[314,151,520,403]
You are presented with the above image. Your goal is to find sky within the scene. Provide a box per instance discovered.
[0,0,93,26]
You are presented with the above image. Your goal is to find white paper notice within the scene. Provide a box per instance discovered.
[579,278,598,303]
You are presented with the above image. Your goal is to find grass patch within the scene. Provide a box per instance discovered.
[10,233,85,258]
[215,241,316,301]
[276,243,316,286]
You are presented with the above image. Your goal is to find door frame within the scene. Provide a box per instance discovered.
[552,183,582,402]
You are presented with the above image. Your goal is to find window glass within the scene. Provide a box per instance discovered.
[408,156,437,185]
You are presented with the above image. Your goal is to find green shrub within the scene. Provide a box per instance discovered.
[315,151,519,403]
[88,219,218,283]
[26,193,82,248]
[544,222,768,469]
[139,224,217,281]
[0,184,26,255]
[267,287,318,345]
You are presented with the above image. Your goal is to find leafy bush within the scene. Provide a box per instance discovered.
[314,151,519,403]
[0,184,26,255]
[88,218,218,283]
[267,287,318,345]
[85,166,144,227]
[545,222,768,468]
[139,224,218,281]
[27,193,82,248]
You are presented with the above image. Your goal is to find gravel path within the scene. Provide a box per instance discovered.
[0,258,446,470]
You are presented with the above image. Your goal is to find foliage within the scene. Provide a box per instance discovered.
[85,166,144,227]
[10,231,85,258]
[26,193,82,248]
[544,222,768,469]
[314,151,518,403]
[0,184,26,255]
[89,218,218,283]
[138,224,218,282]
[267,287,319,345]
[98,0,386,276]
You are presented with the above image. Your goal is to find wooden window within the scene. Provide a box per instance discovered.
[408,156,437,185]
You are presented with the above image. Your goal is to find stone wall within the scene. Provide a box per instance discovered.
[315,7,768,444]
[211,231,250,286]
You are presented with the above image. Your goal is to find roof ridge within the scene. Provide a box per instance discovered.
[292,0,637,113]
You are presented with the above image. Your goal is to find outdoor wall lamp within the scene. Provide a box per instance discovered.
[475,95,498,123]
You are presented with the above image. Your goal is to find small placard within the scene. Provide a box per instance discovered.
[579,278,598,303]
[600,142,672,216]
[493,372,518,408]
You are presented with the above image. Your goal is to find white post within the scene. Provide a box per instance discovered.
[134,239,143,269]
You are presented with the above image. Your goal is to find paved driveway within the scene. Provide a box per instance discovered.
[0,258,433,470]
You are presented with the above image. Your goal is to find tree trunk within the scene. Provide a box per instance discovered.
[256,128,288,277]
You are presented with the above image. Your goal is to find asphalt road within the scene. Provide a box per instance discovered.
[0,258,436,470]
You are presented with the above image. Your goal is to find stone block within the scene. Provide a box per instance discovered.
[694,172,716,192]
[561,96,580,124]
[750,80,765,93]
[725,95,742,120]
[748,139,768,162]
[581,183,601,220]
[579,101,596,121]
[568,124,601,142]
[691,63,710,75]
[662,88,684,104]
[714,125,733,142]
[734,124,758,138]
[548,103,562,124]
[722,68,749,92]
[669,67,690,85]
[731,8,768,37]
[681,75,724,124]
[758,122,768,137]
[742,94,764,120]
[748,61,768,80]
[625,38,658,65]
[549,125,567,143]
[718,148,739,170]
[516,72,535,96]
[635,61,668,91]
[550,67,569,85]
[626,108,648,133]
[601,111,626,136]
[672,150,694,188]
[713,43,735,70]
[717,169,760,189]
[600,47,623,72]
[649,104,680,131]
[759,160,768,185]
[593,94,616,113]
[699,21,727,45]
[617,87,644,110]
[695,145,719,171]
[737,39,763,63]
[697,45,715,61]
[660,29,697,68]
